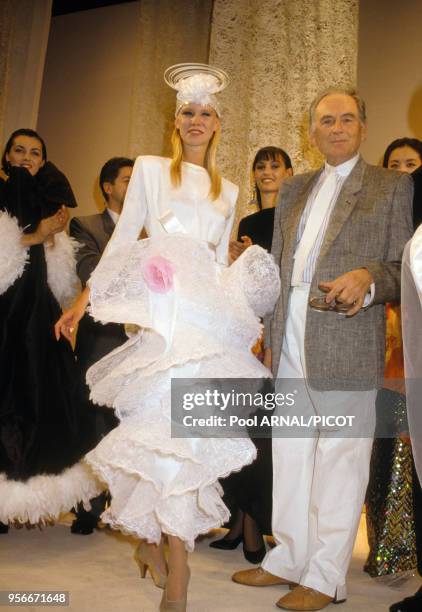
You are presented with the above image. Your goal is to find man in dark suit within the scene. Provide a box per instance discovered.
[232,88,413,610]
[69,156,134,534]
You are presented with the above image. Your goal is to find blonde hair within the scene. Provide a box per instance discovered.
[170,125,222,200]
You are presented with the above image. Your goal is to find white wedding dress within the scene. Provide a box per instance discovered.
[84,157,280,549]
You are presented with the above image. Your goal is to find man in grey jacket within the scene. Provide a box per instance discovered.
[70,157,134,370]
[69,156,133,534]
[233,88,413,610]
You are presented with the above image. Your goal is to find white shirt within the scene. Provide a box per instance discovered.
[296,154,374,304]
[298,154,360,282]
[106,208,120,225]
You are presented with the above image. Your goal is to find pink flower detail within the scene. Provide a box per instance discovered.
[141,256,175,293]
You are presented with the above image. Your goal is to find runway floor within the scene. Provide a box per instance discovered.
[0,515,420,611]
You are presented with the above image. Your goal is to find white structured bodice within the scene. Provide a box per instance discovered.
[102,156,238,266]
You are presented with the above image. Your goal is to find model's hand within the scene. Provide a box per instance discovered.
[318,268,373,317]
[229,235,253,263]
[54,287,90,342]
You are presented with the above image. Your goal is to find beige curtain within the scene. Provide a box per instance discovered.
[209,0,359,223]
[0,0,52,146]
[128,0,213,158]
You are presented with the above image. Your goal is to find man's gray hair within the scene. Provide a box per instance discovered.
[309,87,367,131]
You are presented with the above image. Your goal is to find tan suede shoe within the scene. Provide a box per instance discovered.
[276,585,346,610]
[232,567,296,587]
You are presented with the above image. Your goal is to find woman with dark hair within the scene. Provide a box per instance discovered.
[383,138,422,228]
[365,138,422,579]
[383,137,422,174]
[213,146,292,563]
[0,128,100,533]
[230,146,293,258]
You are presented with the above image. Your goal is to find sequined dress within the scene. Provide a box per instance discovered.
[364,303,416,576]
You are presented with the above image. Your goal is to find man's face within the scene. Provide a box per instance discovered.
[310,94,367,166]
[105,165,133,209]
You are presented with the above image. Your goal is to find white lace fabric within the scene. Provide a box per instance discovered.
[86,234,280,548]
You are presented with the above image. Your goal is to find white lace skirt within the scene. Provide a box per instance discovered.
[85,363,256,551]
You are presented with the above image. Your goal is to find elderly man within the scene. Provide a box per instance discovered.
[232,88,413,610]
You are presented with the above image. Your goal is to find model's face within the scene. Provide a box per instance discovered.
[387,146,422,174]
[175,103,220,148]
[310,94,367,166]
[104,165,133,207]
[253,157,292,195]
[6,135,45,175]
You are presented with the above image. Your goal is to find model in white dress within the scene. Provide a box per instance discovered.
[56,63,277,611]
[85,227,280,549]
[83,154,263,549]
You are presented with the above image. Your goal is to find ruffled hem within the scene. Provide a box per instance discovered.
[88,336,270,418]
[86,422,256,551]
[0,462,103,525]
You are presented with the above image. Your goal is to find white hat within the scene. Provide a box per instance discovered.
[164,63,229,116]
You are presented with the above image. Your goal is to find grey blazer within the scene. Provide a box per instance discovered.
[265,158,414,391]
[69,210,115,287]
[69,210,126,370]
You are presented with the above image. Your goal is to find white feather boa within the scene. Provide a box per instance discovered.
[44,231,80,308]
[0,212,80,307]
[0,463,103,525]
[0,212,29,295]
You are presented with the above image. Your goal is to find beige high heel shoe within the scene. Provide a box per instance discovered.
[159,567,190,611]
[134,541,167,589]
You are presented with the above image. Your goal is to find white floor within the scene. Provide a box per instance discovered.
[0,516,420,611]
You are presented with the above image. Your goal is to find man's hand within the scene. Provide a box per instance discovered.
[229,235,253,263]
[318,268,373,317]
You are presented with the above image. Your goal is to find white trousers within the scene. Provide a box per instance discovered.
[262,285,375,599]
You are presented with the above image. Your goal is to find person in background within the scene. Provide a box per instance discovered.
[365,137,422,579]
[212,146,292,563]
[383,137,422,174]
[390,165,422,611]
[0,128,100,533]
[68,157,134,534]
[383,138,422,228]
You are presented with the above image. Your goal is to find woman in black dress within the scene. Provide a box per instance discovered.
[0,129,100,531]
[213,146,292,562]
